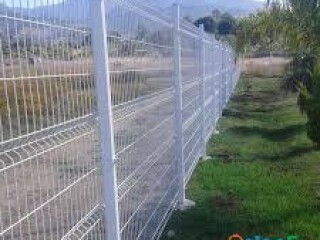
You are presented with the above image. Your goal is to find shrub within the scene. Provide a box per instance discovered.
[282,52,316,93]
[299,61,320,147]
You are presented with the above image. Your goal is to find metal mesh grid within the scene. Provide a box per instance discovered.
[0,1,105,239]
[106,1,178,239]
[180,23,202,181]
[0,1,239,240]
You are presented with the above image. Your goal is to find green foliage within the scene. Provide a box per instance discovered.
[235,16,256,54]
[299,63,320,146]
[218,13,236,35]
[239,0,320,144]
[218,20,236,35]
[282,52,316,92]
[262,0,320,52]
[193,10,237,36]
[283,0,320,145]
[236,2,288,55]
[194,17,217,34]
[288,0,320,12]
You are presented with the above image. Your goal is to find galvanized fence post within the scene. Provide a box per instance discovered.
[219,44,223,117]
[226,50,230,100]
[91,1,121,240]
[225,49,229,105]
[213,42,219,127]
[222,47,227,108]
[211,40,217,133]
[230,52,233,97]
[173,4,185,208]
[210,42,213,131]
[228,50,232,98]
[233,51,236,90]
[212,41,216,130]
[199,24,206,158]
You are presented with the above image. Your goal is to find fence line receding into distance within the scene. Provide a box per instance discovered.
[0,0,240,239]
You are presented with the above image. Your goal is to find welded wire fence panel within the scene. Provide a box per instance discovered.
[106,1,178,240]
[0,0,240,240]
[0,1,105,240]
[204,40,216,142]
[181,21,202,183]
[179,20,202,182]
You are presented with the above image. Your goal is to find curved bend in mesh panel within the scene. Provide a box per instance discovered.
[0,0,239,239]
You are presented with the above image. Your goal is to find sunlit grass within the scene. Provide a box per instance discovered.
[161,77,320,240]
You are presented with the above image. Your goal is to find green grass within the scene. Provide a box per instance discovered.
[161,77,320,240]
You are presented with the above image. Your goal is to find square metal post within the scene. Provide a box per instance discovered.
[199,24,207,159]
[91,1,121,240]
[173,4,185,208]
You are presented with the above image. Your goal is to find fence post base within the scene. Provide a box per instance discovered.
[201,156,212,162]
[178,199,196,211]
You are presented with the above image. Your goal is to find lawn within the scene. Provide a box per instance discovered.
[161,77,320,240]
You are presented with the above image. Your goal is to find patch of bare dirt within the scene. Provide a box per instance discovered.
[240,57,291,77]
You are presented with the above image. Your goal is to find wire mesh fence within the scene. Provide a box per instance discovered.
[0,0,240,240]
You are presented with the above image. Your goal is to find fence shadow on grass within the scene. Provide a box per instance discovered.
[161,192,317,240]
[161,76,320,239]
[227,123,305,142]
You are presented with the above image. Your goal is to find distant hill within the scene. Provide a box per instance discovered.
[0,0,264,47]
[0,0,264,24]
[28,0,264,21]
[148,0,264,18]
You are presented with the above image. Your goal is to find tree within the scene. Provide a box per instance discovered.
[299,63,320,147]
[236,16,257,55]
[265,0,320,146]
[194,17,217,34]
[218,12,236,35]
[236,1,293,54]
[218,20,236,35]
[211,9,222,22]
[238,0,320,145]
[194,12,237,36]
